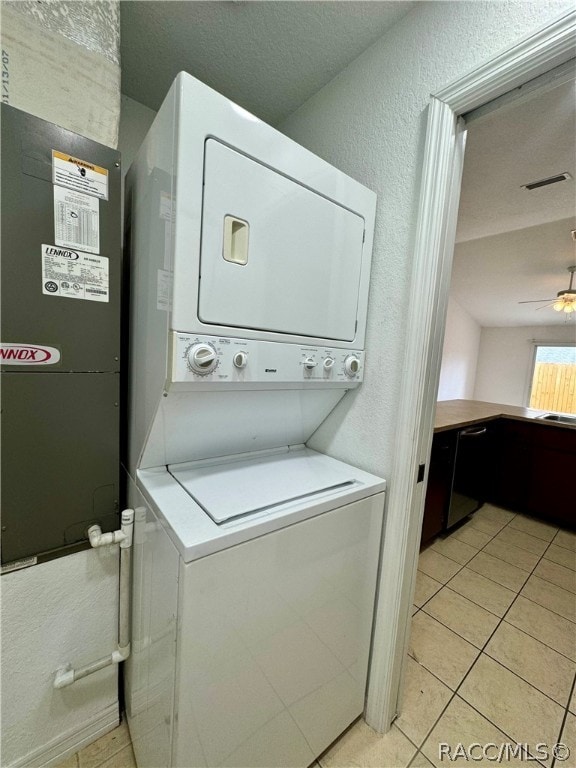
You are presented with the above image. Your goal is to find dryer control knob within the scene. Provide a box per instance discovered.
[187,343,218,375]
[344,355,361,377]
[304,357,318,370]
[323,357,335,372]
[233,351,248,369]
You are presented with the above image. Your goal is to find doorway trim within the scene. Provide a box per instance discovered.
[366,9,576,732]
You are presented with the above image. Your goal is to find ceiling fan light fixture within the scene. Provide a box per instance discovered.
[553,292,576,313]
[552,266,576,313]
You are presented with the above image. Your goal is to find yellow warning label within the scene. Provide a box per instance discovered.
[52,150,108,176]
[52,149,109,200]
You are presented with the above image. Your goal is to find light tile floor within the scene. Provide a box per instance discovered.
[57,720,136,768]
[58,506,575,768]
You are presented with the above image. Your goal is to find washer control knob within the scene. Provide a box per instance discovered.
[187,343,218,375]
[344,355,361,377]
[323,357,335,372]
[304,357,318,370]
[233,351,248,369]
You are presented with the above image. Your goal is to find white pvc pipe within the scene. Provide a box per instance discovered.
[53,509,135,689]
[118,546,132,653]
[87,525,126,548]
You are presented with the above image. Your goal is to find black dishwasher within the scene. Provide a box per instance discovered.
[447,424,490,529]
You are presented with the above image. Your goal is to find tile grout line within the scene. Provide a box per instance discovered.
[441,524,570,764]
[497,611,576,663]
[453,524,564,680]
[420,586,576,663]
[415,512,509,610]
[552,668,576,768]
[398,684,458,759]
[326,515,573,767]
[520,534,576,626]
[440,513,521,599]
[548,530,576,555]
[395,725,423,768]
[423,523,576,660]
[432,514,576,626]
[539,554,576,574]
[412,511,572,766]
[452,516,551,587]
[524,571,576,603]
[480,648,574,711]
[405,529,512,761]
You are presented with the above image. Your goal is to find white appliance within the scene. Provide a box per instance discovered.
[124,73,385,768]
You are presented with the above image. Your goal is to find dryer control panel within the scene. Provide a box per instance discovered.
[169,333,364,388]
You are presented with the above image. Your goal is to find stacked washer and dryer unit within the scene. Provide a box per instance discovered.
[124,73,386,768]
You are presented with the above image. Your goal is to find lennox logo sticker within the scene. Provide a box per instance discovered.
[0,343,61,365]
[43,246,80,260]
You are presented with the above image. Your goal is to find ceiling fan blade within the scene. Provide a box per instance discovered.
[518,298,555,304]
[535,302,557,310]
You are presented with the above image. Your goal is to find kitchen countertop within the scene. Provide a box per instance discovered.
[434,399,575,432]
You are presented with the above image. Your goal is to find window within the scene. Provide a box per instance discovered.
[529,344,576,414]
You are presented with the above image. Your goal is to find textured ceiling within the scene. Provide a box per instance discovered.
[120,3,574,328]
[456,79,576,244]
[451,218,576,327]
[451,78,576,327]
[120,1,415,124]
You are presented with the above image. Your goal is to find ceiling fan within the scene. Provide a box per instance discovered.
[518,265,576,314]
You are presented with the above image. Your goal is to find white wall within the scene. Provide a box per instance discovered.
[118,95,157,174]
[1,1,120,147]
[3,3,573,762]
[474,324,576,406]
[279,0,573,480]
[0,4,122,766]
[1,551,120,768]
[437,297,482,401]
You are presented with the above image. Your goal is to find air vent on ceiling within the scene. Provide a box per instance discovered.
[521,172,571,190]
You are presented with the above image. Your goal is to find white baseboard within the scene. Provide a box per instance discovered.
[9,703,120,768]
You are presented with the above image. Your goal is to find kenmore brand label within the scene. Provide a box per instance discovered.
[0,343,61,365]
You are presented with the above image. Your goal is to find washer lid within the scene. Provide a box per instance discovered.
[168,448,357,524]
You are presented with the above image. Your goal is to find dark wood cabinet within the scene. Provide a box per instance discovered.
[421,431,456,546]
[526,424,575,528]
[491,419,532,513]
[422,416,576,544]
[491,418,575,528]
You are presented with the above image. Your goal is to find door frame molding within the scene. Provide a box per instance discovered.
[366,9,576,731]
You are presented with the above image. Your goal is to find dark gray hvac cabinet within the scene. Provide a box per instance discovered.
[1,105,121,566]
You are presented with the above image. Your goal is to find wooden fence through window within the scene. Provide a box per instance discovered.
[530,362,576,414]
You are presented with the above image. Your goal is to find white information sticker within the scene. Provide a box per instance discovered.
[42,244,109,302]
[52,150,109,200]
[159,191,173,221]
[157,269,172,311]
[160,191,173,269]
[54,186,100,254]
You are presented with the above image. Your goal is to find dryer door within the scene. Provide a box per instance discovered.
[198,139,365,342]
